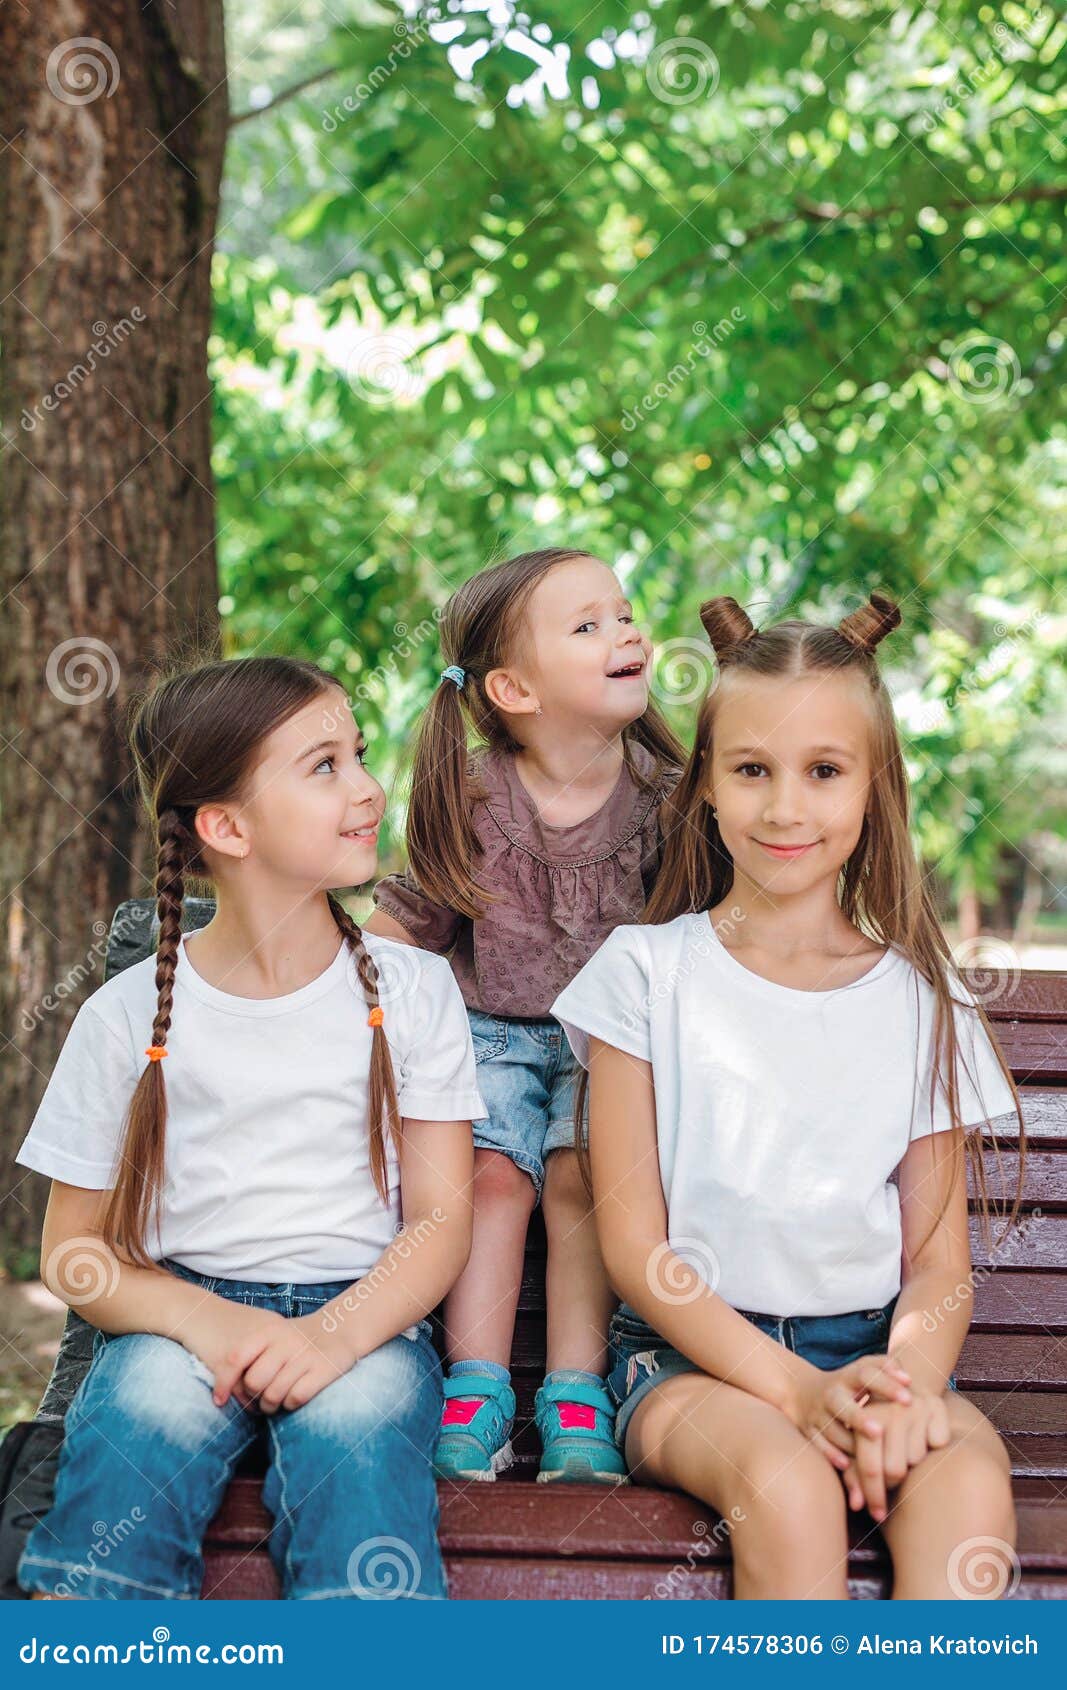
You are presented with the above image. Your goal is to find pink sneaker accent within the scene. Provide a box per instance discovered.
[441,1396,486,1427]
[556,1401,597,1431]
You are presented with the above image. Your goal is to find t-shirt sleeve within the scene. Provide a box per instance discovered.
[393,952,486,1122]
[910,979,1019,1140]
[372,869,463,955]
[15,999,140,1188]
[551,924,652,1068]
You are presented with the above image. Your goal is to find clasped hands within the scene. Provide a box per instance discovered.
[789,1356,951,1521]
[187,1300,359,1416]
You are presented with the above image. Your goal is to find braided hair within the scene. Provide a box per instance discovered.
[100,657,400,1268]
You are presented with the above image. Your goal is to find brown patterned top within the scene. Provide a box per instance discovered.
[372,739,684,1019]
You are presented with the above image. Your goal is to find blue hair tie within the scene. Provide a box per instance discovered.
[440,665,466,689]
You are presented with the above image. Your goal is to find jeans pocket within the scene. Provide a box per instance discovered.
[469,1012,509,1063]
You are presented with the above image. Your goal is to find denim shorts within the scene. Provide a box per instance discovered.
[17,1258,445,1601]
[468,1007,588,1198]
[606,1295,958,1452]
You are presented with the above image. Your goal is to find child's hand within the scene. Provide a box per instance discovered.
[840,1393,952,1521]
[181,1297,291,1411]
[789,1355,913,1470]
[229,1310,358,1415]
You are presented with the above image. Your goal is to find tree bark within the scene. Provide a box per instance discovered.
[0,1,227,1264]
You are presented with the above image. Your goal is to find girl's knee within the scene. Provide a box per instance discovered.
[542,1148,590,1220]
[472,1148,537,1210]
[88,1334,220,1446]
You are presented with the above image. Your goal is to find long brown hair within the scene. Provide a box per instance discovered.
[577,592,1025,1245]
[101,656,400,1269]
[406,548,687,919]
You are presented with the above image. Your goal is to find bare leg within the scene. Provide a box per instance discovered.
[542,1147,616,1375]
[879,1394,1017,1599]
[626,1371,851,1600]
[442,1147,537,1366]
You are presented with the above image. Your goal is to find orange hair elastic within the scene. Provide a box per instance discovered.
[145,1045,168,1061]
[367,1007,385,1029]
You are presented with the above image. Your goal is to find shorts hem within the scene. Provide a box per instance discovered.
[18,1557,196,1600]
[470,1132,544,1196]
[613,1356,699,1452]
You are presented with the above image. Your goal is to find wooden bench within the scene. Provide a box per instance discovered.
[19,903,1067,1597]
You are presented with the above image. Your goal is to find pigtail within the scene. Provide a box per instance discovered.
[406,672,493,922]
[100,806,189,1269]
[328,894,401,1203]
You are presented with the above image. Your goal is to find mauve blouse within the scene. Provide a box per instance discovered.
[372,738,684,1019]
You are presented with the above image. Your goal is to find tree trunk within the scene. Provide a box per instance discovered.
[0,2,227,1266]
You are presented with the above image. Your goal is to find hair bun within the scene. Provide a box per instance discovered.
[699,596,757,660]
[837,591,901,654]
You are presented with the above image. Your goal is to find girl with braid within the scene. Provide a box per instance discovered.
[16,657,482,1601]
[553,594,1025,1599]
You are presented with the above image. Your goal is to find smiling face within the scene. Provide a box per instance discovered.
[488,556,653,731]
[705,670,873,899]
[195,686,387,891]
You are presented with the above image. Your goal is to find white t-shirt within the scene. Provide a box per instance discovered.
[551,911,1018,1318]
[17,933,486,1283]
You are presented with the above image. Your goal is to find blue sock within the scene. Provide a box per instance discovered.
[543,1367,603,1389]
[450,1358,511,1386]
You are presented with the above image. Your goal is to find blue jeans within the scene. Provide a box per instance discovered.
[468,1008,588,1199]
[17,1259,445,1600]
[606,1296,958,1451]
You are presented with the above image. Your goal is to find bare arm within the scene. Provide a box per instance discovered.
[40,1180,237,1344]
[888,1128,973,1394]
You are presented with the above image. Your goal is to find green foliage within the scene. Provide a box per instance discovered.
[214,0,1066,909]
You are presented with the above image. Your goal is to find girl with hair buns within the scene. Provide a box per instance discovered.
[15,656,482,1601]
[553,593,1025,1599]
[365,547,685,1484]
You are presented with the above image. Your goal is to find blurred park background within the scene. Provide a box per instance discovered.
[1,0,1064,1419]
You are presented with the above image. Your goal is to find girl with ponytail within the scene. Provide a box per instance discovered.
[553,593,1026,1599]
[16,656,482,1600]
[365,548,686,1484]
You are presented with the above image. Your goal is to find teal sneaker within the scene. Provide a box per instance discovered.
[433,1373,517,1482]
[535,1375,629,1485]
